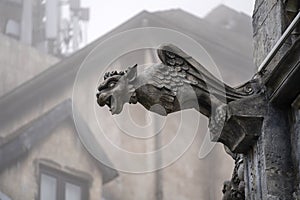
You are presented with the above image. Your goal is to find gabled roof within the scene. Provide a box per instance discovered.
[0,99,118,184]
[153,8,254,78]
[204,5,253,37]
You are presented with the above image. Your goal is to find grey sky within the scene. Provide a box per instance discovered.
[82,0,255,43]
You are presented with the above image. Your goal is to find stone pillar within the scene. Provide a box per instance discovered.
[291,99,300,199]
[244,105,294,199]
[245,0,296,199]
[219,1,299,199]
[252,0,290,68]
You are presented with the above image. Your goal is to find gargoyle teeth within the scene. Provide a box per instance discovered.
[129,92,138,104]
[105,95,112,108]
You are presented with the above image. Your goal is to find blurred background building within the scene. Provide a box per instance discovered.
[0,0,89,57]
[0,2,255,200]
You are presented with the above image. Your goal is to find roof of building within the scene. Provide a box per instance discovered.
[204,5,253,37]
[0,99,118,184]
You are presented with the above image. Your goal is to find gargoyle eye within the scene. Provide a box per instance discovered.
[108,81,116,88]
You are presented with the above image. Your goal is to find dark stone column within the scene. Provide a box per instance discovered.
[238,1,297,199]
[291,99,300,198]
[244,105,294,200]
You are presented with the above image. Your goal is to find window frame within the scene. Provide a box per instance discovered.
[38,164,89,200]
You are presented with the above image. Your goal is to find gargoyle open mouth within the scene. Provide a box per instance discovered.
[104,95,112,108]
[97,93,122,115]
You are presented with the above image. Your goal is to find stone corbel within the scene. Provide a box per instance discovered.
[209,94,266,154]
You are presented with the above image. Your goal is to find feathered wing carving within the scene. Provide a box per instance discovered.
[155,44,254,103]
[97,43,260,117]
[148,56,185,94]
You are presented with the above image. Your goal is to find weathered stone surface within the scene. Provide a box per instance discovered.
[291,98,300,200]
[244,105,294,200]
[209,94,266,154]
[253,0,266,15]
[252,0,289,68]
[243,1,300,199]
[252,0,278,33]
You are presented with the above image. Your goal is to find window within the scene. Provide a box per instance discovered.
[39,165,89,200]
[0,190,12,200]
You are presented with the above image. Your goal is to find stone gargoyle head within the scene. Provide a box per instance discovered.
[96,64,138,115]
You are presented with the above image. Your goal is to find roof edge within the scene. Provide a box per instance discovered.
[0,99,118,184]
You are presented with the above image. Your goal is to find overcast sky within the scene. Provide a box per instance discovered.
[82,0,255,43]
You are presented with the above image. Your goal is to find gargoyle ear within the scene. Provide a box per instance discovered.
[126,64,138,82]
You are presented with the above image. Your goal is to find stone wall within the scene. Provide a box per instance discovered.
[245,0,298,199]
[252,0,289,68]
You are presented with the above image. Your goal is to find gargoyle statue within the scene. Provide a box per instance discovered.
[96,44,255,117]
[96,44,262,200]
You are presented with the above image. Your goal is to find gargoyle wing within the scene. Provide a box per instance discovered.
[157,44,253,103]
